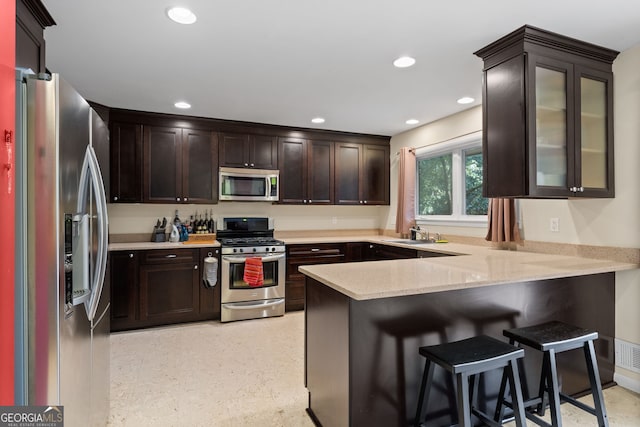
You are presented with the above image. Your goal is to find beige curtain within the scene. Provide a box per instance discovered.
[395,147,416,237]
[485,198,522,244]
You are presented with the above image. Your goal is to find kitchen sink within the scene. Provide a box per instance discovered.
[384,239,436,245]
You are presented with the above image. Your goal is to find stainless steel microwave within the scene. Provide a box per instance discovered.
[219,167,279,201]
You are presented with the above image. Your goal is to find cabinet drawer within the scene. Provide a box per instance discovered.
[141,248,198,265]
[288,243,346,257]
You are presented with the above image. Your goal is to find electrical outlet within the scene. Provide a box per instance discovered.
[550,217,559,232]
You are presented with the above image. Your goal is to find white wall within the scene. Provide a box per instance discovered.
[385,44,640,386]
[108,203,384,235]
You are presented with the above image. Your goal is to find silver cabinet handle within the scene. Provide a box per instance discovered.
[311,248,320,252]
[176,197,181,202]
[165,254,177,258]
[113,196,118,201]
[129,253,134,258]
[194,265,198,270]
[308,200,312,203]
[244,163,249,167]
[250,163,255,167]
[579,187,584,192]
[364,200,368,204]
[184,197,188,202]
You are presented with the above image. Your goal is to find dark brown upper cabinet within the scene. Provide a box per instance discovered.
[475,25,619,198]
[278,137,334,204]
[110,121,143,203]
[143,126,218,204]
[16,0,55,73]
[219,132,278,169]
[335,142,389,205]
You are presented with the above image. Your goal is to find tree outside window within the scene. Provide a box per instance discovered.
[415,134,487,223]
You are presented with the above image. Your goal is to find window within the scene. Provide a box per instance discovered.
[415,132,487,225]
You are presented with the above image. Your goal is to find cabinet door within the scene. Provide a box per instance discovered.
[143,126,182,203]
[139,262,200,325]
[219,132,250,167]
[308,140,334,204]
[199,248,221,319]
[362,144,389,205]
[110,122,142,202]
[250,135,278,169]
[278,137,307,204]
[529,55,575,197]
[574,67,614,197]
[110,251,139,331]
[182,129,218,203]
[335,142,362,204]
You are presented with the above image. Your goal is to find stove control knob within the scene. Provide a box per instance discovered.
[252,248,257,252]
[233,248,237,253]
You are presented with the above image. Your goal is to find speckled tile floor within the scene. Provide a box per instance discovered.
[108,311,639,426]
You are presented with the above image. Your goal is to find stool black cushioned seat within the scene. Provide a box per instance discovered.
[495,321,609,427]
[414,335,527,427]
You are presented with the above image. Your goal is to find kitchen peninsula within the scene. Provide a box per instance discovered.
[299,242,637,427]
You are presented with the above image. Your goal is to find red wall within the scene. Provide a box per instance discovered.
[0,0,16,404]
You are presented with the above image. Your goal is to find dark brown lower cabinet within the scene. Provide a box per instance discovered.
[285,243,346,311]
[139,249,200,324]
[110,247,221,331]
[110,251,139,331]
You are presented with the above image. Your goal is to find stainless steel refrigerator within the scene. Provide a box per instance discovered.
[15,70,110,426]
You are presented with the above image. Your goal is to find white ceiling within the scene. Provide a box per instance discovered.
[41,0,640,137]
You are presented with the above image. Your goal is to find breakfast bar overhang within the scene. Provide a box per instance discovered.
[300,244,637,427]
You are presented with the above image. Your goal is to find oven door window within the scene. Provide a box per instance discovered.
[228,258,279,289]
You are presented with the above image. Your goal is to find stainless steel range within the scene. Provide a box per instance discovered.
[217,217,285,322]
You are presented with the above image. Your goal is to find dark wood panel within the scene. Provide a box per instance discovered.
[335,143,361,204]
[109,122,142,202]
[198,248,221,319]
[278,137,307,204]
[110,251,139,332]
[143,126,181,203]
[183,129,218,203]
[139,263,200,323]
[308,140,334,204]
[219,132,249,168]
[15,0,55,73]
[109,108,391,146]
[305,279,351,426]
[362,144,389,205]
[250,134,278,169]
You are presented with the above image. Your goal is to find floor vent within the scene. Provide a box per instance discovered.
[615,338,640,374]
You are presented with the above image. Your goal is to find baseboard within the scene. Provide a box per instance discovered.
[614,372,640,394]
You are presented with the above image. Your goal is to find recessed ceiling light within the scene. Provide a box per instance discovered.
[393,56,416,68]
[166,7,197,24]
[174,101,191,109]
[311,117,325,124]
[405,119,419,125]
[457,96,475,104]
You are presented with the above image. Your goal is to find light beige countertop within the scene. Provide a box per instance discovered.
[109,241,220,251]
[298,239,638,300]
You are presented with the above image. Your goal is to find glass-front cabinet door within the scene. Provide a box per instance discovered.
[530,56,613,198]
[575,67,614,197]
[534,64,570,193]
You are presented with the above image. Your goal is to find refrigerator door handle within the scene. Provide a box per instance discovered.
[77,145,109,321]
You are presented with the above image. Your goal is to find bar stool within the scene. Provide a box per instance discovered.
[495,321,608,427]
[414,335,527,427]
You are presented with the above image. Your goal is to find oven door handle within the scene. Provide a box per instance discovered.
[224,299,284,310]
[223,253,286,263]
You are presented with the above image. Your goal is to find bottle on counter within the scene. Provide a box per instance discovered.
[207,209,215,233]
[173,210,181,226]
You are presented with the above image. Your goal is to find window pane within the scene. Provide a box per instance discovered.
[464,149,488,215]
[417,154,452,215]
